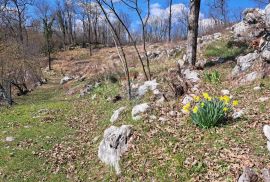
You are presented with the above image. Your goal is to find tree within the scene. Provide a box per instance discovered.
[36,1,55,70]
[168,0,173,42]
[100,0,150,80]
[186,0,201,66]
[207,0,228,24]
[95,0,132,99]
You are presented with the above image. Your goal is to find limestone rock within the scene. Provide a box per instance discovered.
[262,168,270,182]
[236,53,259,72]
[60,76,74,85]
[238,167,258,182]
[110,107,126,123]
[263,125,270,141]
[137,79,159,97]
[182,69,200,83]
[98,125,133,175]
[131,103,150,120]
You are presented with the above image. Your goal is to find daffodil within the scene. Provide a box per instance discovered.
[193,96,201,102]
[182,102,191,112]
[203,92,209,99]
[232,100,239,106]
[220,95,230,104]
[223,107,228,112]
[202,92,212,101]
[193,106,199,113]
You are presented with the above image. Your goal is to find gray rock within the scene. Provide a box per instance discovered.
[263,125,270,141]
[98,125,133,175]
[80,84,93,97]
[238,167,258,182]
[182,95,193,105]
[236,52,259,73]
[240,71,264,83]
[132,103,150,120]
[258,97,269,102]
[262,168,270,182]
[137,79,159,97]
[261,49,270,61]
[60,76,74,85]
[232,110,244,119]
[110,107,126,123]
[182,69,200,83]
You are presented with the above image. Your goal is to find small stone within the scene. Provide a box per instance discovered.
[232,110,244,119]
[221,89,230,95]
[258,97,269,102]
[5,137,14,142]
[182,95,193,105]
[253,86,261,91]
[110,107,126,123]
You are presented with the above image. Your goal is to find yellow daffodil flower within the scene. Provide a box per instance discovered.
[193,106,199,113]
[202,92,212,101]
[220,95,230,104]
[223,107,228,112]
[193,96,201,102]
[182,102,191,112]
[232,100,239,106]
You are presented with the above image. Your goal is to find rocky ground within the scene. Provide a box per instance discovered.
[1,4,270,182]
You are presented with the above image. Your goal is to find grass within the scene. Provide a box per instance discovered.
[204,39,248,60]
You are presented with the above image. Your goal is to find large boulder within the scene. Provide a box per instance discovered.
[232,52,260,77]
[98,125,133,175]
[232,8,265,41]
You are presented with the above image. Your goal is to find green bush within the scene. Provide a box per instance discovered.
[182,93,239,129]
[203,70,221,84]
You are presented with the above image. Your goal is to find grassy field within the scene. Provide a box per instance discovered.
[1,43,270,181]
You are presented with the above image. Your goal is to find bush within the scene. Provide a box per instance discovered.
[203,71,221,84]
[182,93,239,129]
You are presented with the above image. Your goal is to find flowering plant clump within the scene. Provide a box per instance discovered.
[182,92,239,129]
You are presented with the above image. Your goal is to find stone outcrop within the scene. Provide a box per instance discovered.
[98,125,133,175]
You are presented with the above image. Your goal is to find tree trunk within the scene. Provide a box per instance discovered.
[186,0,201,66]
[168,0,172,42]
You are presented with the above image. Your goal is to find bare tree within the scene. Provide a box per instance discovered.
[168,0,173,42]
[96,0,132,99]
[207,0,228,24]
[186,0,201,66]
[100,0,149,80]
[36,1,55,70]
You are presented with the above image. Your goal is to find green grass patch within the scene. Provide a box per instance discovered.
[204,40,248,59]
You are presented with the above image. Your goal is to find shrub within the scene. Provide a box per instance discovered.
[182,93,239,129]
[203,70,221,84]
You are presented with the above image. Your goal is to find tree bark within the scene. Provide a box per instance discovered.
[186,0,201,66]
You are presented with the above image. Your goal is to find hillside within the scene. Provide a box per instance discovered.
[1,5,270,182]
